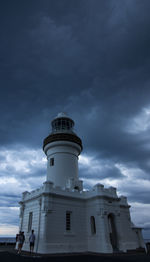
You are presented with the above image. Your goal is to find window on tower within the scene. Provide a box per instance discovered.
[66,120,70,129]
[58,119,61,127]
[50,157,54,166]
[62,120,66,129]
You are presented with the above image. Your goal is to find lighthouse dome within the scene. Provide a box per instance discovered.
[43,113,82,151]
[51,112,74,134]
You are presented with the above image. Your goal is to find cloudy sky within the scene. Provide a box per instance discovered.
[0,0,150,239]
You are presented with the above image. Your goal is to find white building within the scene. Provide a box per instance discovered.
[19,113,145,254]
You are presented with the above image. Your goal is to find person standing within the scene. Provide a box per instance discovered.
[29,230,35,254]
[17,231,25,254]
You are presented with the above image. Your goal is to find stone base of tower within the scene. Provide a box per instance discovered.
[19,182,145,254]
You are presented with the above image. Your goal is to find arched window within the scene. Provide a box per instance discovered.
[90,216,96,234]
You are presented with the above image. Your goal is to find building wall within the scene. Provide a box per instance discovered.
[20,188,145,254]
[21,194,88,253]
[20,198,41,252]
[40,196,87,253]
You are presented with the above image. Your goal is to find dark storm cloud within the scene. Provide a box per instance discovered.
[1,0,150,148]
[1,0,150,234]
[0,1,150,168]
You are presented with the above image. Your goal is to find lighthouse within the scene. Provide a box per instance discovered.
[19,113,145,254]
[43,113,83,189]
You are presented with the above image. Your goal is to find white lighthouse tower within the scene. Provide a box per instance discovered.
[43,112,83,190]
[19,113,145,254]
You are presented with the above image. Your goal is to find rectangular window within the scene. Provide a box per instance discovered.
[50,157,54,166]
[66,211,71,231]
[28,212,33,232]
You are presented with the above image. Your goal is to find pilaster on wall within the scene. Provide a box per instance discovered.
[36,198,42,253]
[19,202,25,232]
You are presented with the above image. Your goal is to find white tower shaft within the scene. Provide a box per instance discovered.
[45,141,81,188]
[43,113,82,189]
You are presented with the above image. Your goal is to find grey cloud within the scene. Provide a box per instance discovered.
[0,195,20,207]
[0,207,19,225]
[129,190,150,204]
[79,163,124,180]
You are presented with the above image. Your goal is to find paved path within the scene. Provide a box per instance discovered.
[0,245,149,262]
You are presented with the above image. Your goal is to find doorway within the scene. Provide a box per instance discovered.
[108,213,118,251]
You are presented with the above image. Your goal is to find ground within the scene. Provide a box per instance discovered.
[0,245,149,262]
